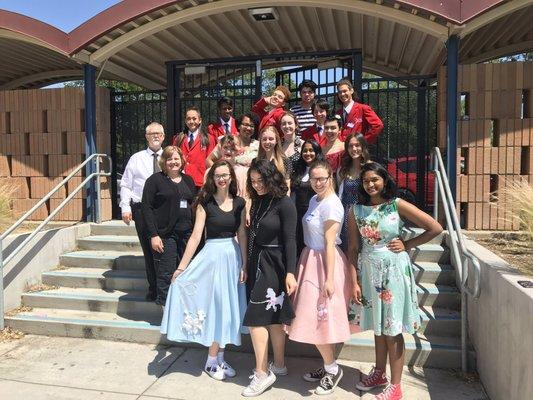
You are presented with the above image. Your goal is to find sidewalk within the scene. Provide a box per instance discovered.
[0,335,487,399]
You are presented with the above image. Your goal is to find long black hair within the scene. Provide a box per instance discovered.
[247,158,288,200]
[357,162,397,205]
[291,139,325,187]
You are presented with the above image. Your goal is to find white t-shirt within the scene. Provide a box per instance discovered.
[303,193,344,250]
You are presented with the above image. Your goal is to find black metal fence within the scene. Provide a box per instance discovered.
[173,64,260,133]
[110,90,167,217]
[361,75,437,209]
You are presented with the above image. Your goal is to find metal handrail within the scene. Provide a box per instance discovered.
[0,153,111,329]
[431,147,481,374]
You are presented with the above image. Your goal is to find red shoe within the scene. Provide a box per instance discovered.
[375,383,403,400]
[356,367,388,391]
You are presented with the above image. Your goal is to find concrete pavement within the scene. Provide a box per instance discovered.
[0,335,487,400]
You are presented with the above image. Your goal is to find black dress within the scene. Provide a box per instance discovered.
[291,169,315,256]
[243,195,297,326]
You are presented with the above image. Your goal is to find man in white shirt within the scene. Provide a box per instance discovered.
[120,122,165,301]
[290,80,317,135]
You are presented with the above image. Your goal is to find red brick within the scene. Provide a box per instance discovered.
[482,202,490,230]
[0,155,10,176]
[11,155,47,177]
[29,133,65,155]
[50,198,84,221]
[30,177,66,199]
[0,177,29,198]
[12,199,49,220]
[48,154,83,177]
[66,132,85,154]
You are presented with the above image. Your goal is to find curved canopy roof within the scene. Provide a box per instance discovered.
[0,0,531,89]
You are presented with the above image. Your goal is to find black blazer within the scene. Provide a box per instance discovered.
[141,172,197,238]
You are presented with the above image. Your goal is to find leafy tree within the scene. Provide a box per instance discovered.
[63,79,143,91]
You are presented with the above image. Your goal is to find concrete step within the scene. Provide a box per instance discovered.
[410,244,450,263]
[77,236,141,251]
[401,227,444,245]
[339,330,473,369]
[42,268,147,291]
[418,306,460,337]
[60,250,144,270]
[90,221,137,236]
[21,288,159,314]
[413,261,456,285]
[416,283,460,310]
[6,307,468,368]
[21,280,460,316]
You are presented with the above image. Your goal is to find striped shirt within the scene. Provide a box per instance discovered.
[290,104,316,134]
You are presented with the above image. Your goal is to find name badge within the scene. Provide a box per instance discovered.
[347,122,355,128]
[180,200,188,208]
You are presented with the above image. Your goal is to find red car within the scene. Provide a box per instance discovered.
[385,156,434,207]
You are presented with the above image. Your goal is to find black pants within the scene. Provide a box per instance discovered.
[131,203,157,296]
[151,228,191,305]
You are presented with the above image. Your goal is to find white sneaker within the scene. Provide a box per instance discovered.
[242,371,276,397]
[268,361,288,376]
[220,361,236,378]
[205,364,225,381]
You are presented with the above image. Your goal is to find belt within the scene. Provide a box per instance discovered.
[257,244,281,248]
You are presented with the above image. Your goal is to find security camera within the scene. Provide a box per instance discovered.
[248,7,279,21]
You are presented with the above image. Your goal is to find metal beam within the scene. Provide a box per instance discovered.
[0,69,83,90]
[87,0,449,64]
[84,64,97,222]
[456,0,532,38]
[446,35,459,202]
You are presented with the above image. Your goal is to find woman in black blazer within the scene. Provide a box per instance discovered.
[142,145,197,306]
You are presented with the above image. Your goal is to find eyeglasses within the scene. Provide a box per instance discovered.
[146,132,163,137]
[310,176,331,184]
[214,173,231,180]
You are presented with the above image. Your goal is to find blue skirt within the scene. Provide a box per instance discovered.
[161,238,248,347]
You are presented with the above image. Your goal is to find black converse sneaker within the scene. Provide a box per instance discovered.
[303,367,326,382]
[314,367,343,395]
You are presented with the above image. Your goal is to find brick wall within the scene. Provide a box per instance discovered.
[0,87,112,221]
[438,61,533,230]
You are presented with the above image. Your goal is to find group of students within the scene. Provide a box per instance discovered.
[119,78,442,400]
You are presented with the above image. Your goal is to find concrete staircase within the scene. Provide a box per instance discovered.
[6,221,471,368]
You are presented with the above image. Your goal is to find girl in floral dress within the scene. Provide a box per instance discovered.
[161,160,248,381]
[347,162,442,400]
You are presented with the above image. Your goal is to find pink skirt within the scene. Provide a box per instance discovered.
[287,247,359,345]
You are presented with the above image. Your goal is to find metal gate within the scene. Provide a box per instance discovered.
[170,63,260,135]
[110,90,167,217]
[361,75,437,210]
[275,66,437,210]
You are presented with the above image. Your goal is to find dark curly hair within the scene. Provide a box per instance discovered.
[291,139,325,187]
[357,162,397,205]
[247,158,288,199]
[195,160,238,207]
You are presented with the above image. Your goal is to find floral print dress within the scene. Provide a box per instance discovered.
[350,198,420,336]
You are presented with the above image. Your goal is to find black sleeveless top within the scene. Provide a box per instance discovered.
[201,196,245,239]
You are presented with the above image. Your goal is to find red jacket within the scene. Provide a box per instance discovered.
[207,117,238,140]
[252,97,286,134]
[338,102,383,144]
[326,151,343,172]
[172,132,216,187]
[301,124,328,148]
